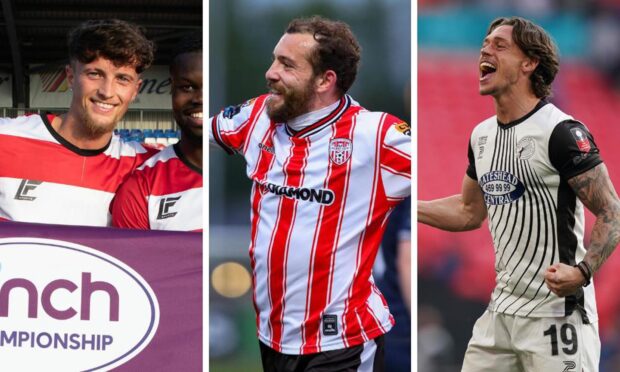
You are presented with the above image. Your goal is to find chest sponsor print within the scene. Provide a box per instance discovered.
[479,170,525,205]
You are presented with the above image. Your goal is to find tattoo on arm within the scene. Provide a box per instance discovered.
[568,164,620,272]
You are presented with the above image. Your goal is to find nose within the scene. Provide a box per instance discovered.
[265,60,279,82]
[193,87,203,104]
[97,78,114,99]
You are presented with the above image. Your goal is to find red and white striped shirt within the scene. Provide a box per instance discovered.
[111,144,203,231]
[0,114,155,226]
[211,94,411,354]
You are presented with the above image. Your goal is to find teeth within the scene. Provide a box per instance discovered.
[480,62,497,73]
[190,112,203,119]
[95,102,114,109]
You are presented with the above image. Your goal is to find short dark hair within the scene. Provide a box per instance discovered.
[68,19,155,74]
[170,31,202,70]
[487,17,559,98]
[286,16,361,95]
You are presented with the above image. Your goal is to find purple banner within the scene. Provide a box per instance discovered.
[0,221,202,371]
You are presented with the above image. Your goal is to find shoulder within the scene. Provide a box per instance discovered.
[220,95,269,120]
[106,136,159,159]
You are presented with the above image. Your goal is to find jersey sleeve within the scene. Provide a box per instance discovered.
[209,96,266,155]
[380,115,411,200]
[111,172,150,229]
[466,139,477,180]
[549,120,603,179]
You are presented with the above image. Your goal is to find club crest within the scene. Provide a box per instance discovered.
[329,138,353,165]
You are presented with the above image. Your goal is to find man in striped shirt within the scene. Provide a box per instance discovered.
[419,17,620,371]
[0,19,156,226]
[211,16,411,372]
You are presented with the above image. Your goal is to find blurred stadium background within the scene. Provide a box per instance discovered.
[0,0,201,146]
[209,0,410,370]
[419,1,620,371]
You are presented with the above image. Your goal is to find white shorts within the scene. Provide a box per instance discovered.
[461,309,600,372]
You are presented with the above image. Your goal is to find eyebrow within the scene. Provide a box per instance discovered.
[272,54,297,67]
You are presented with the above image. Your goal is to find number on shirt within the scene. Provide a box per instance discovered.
[543,323,578,356]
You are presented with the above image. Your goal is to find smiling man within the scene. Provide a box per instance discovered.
[419,17,620,371]
[210,16,411,372]
[0,19,156,226]
[112,32,202,231]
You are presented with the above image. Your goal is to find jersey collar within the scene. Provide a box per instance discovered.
[285,95,351,138]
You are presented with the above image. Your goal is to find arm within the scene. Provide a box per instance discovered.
[396,237,411,313]
[418,175,487,232]
[545,163,620,296]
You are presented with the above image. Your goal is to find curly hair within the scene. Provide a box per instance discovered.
[286,16,361,95]
[487,17,559,98]
[68,19,155,74]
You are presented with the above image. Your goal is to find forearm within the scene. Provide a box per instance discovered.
[418,195,485,232]
[583,200,620,273]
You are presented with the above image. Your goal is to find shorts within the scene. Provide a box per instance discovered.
[259,336,384,372]
[462,309,600,372]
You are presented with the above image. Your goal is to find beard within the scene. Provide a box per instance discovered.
[80,109,119,140]
[266,80,315,123]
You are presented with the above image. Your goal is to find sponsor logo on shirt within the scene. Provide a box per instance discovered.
[157,196,181,220]
[329,138,352,165]
[516,136,535,160]
[322,314,338,336]
[14,179,42,201]
[570,128,591,153]
[257,182,335,205]
[479,171,525,205]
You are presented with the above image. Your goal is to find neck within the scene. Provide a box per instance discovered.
[493,91,540,124]
[178,136,202,170]
[52,112,113,150]
[306,92,341,113]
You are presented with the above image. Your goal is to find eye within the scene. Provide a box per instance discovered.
[86,71,100,78]
[117,75,132,84]
[177,84,195,93]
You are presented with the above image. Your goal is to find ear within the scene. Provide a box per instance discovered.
[65,64,74,87]
[315,70,337,94]
[131,79,143,102]
[522,57,539,74]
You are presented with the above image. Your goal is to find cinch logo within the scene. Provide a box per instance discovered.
[14,179,42,201]
[479,170,525,205]
[0,238,159,370]
[0,272,118,321]
[157,196,181,220]
[257,181,335,205]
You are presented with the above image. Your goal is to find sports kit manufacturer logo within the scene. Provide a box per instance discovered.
[479,170,525,205]
[516,136,535,160]
[0,238,159,370]
[477,136,487,159]
[14,179,42,201]
[329,138,352,165]
[562,360,576,371]
[157,196,181,220]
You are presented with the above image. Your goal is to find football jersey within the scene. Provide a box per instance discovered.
[211,94,411,354]
[0,114,155,227]
[111,144,202,231]
[467,101,601,321]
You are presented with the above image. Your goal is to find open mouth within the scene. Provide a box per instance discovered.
[480,62,497,79]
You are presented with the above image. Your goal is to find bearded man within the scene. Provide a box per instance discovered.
[210,16,411,372]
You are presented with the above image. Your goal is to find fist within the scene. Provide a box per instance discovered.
[544,263,585,297]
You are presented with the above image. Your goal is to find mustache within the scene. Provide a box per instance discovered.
[267,82,285,94]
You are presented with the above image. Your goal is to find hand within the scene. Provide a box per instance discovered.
[544,263,586,297]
